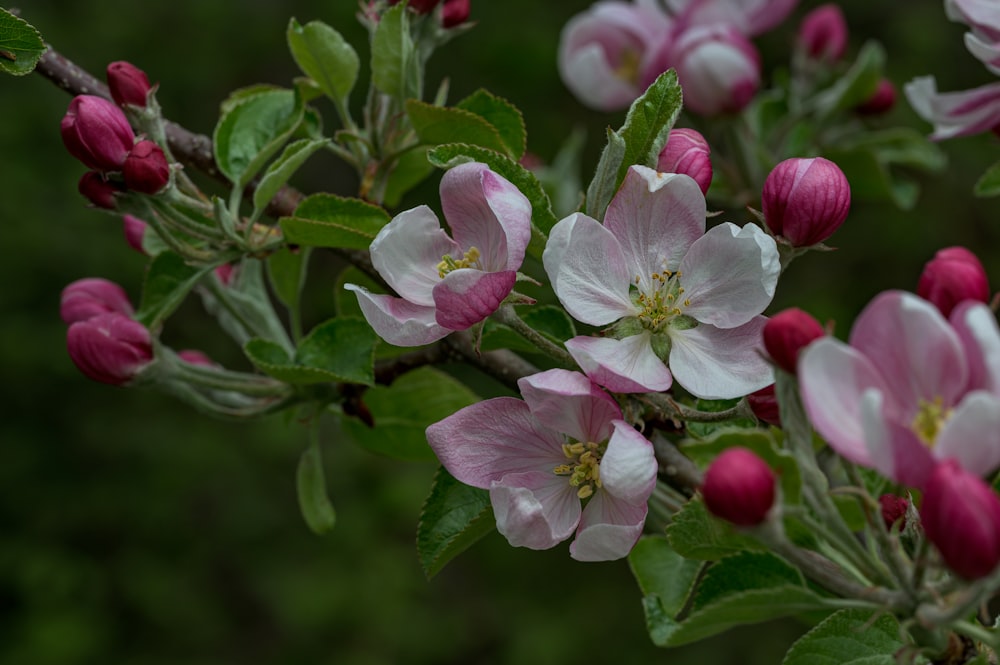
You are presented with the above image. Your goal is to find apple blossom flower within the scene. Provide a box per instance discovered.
[946,0,1000,75]
[905,76,1000,140]
[701,447,776,526]
[762,157,851,247]
[66,312,153,385]
[346,162,531,346]
[558,1,673,112]
[666,24,761,116]
[762,307,825,375]
[426,369,656,561]
[60,277,135,324]
[544,165,779,399]
[799,290,1000,489]
[917,246,991,317]
[657,128,712,194]
[797,4,848,62]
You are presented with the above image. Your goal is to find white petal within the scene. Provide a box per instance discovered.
[517,368,622,444]
[369,206,458,306]
[599,420,657,505]
[345,284,450,347]
[565,333,673,393]
[937,391,1000,478]
[668,317,772,399]
[491,471,581,550]
[570,492,648,561]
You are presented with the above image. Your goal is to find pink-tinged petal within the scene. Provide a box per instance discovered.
[599,420,657,504]
[800,337,894,467]
[966,32,1000,76]
[345,284,450,347]
[490,471,581,550]
[517,368,621,444]
[904,76,1000,140]
[936,391,1000,478]
[951,302,1000,393]
[668,317,772,399]
[427,397,567,488]
[859,388,935,488]
[432,269,515,330]
[679,222,779,328]
[440,163,532,272]
[565,333,673,393]
[370,206,458,306]
[570,492,648,561]
[543,213,637,326]
[604,167,706,291]
[849,291,967,414]
[559,43,641,112]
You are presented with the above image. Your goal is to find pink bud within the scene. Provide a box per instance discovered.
[60,277,135,324]
[856,78,897,115]
[60,95,135,172]
[657,128,712,194]
[797,4,848,61]
[441,0,470,27]
[215,263,237,286]
[78,171,122,210]
[762,157,851,247]
[123,140,170,194]
[668,24,761,116]
[178,349,217,367]
[122,215,148,254]
[879,494,909,530]
[106,61,153,108]
[66,312,153,385]
[762,308,825,374]
[702,447,776,527]
[917,246,990,318]
[921,460,1000,579]
[747,384,781,426]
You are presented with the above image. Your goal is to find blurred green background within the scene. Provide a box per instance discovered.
[1,1,998,663]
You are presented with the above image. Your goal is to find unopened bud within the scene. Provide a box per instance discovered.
[66,312,153,386]
[878,494,909,530]
[60,95,135,172]
[441,0,470,27]
[78,171,122,210]
[917,246,990,318]
[856,78,897,115]
[762,157,851,247]
[178,349,217,367]
[215,263,237,286]
[762,308,825,374]
[702,447,776,527]
[797,4,848,61]
[657,128,712,195]
[921,460,1000,579]
[106,61,153,108]
[747,384,781,426]
[669,25,761,116]
[123,140,170,194]
[122,215,148,254]
[60,277,135,324]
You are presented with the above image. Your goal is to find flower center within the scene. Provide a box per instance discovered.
[615,48,642,86]
[553,441,605,499]
[437,246,481,278]
[911,397,952,447]
[633,270,692,333]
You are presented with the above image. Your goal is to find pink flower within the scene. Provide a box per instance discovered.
[918,246,991,318]
[346,162,531,346]
[544,166,779,399]
[905,76,1000,140]
[762,157,851,247]
[797,4,848,62]
[60,95,135,172]
[800,290,1000,489]
[106,61,153,108]
[666,24,761,116]
[426,369,656,561]
[946,0,1000,75]
[60,277,134,324]
[663,0,798,37]
[657,128,712,194]
[762,307,825,375]
[123,140,170,194]
[701,447,776,526]
[558,1,673,112]
[66,312,153,385]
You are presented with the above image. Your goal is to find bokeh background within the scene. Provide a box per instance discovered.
[1,1,997,663]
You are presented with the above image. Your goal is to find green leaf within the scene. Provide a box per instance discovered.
[371,3,417,100]
[384,145,436,207]
[689,551,805,612]
[782,609,909,665]
[417,467,495,579]
[253,138,329,213]
[340,367,479,461]
[681,428,802,504]
[406,100,509,155]
[811,41,884,117]
[244,317,377,385]
[0,9,46,76]
[617,69,684,182]
[585,127,627,220]
[286,17,359,103]
[213,89,303,187]
[629,536,702,645]
[280,194,391,249]
[975,159,1000,198]
[825,146,919,209]
[267,246,309,310]
[136,252,214,329]
[427,143,558,257]
[297,438,337,534]
[456,89,527,160]
[666,497,764,560]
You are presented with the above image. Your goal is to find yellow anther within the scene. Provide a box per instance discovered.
[683,298,691,307]
[553,464,573,475]
[577,485,594,499]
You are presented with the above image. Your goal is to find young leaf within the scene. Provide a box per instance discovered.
[417,467,495,579]
[371,3,417,101]
[810,41,885,117]
[136,251,215,329]
[297,438,337,534]
[616,69,684,182]
[213,88,303,187]
[975,159,1000,198]
[286,18,359,103]
[456,89,527,160]
[666,497,765,560]
[585,128,627,220]
[244,317,377,385]
[280,193,391,249]
[252,137,330,214]
[782,609,908,665]
[689,551,806,612]
[0,9,46,76]
[405,100,509,155]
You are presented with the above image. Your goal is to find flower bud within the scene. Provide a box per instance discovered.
[122,215,148,254]
[668,25,761,116]
[762,157,851,247]
[657,128,712,194]
[797,4,848,61]
[879,493,909,530]
[856,78,897,115]
[78,171,122,210]
[441,0,470,28]
[106,61,152,108]
[215,263,237,286]
[122,140,170,194]
[60,95,135,172]
[762,308,825,375]
[702,447,776,527]
[66,312,153,385]
[178,349,217,367]
[60,278,135,324]
[921,460,1000,579]
[747,384,781,426]
[917,246,990,318]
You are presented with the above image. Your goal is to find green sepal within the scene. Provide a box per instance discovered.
[280,194,391,249]
[297,437,337,535]
[136,251,216,330]
[416,467,495,579]
[244,316,377,385]
[286,17,359,103]
[0,9,46,76]
[406,99,509,155]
